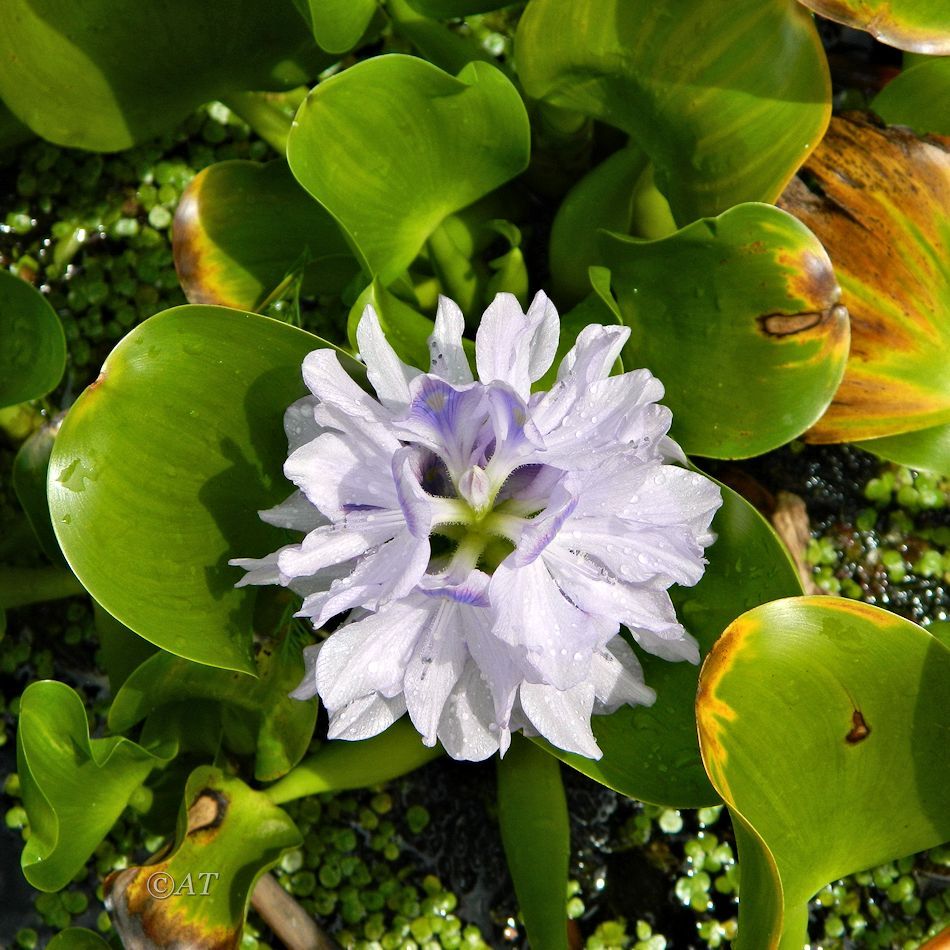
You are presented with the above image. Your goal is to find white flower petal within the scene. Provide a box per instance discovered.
[230,551,283,587]
[302,349,390,425]
[404,599,468,747]
[591,636,656,712]
[475,291,560,399]
[392,446,433,539]
[284,396,321,452]
[289,642,322,700]
[300,531,430,627]
[555,323,630,385]
[524,290,560,383]
[328,693,408,741]
[277,523,386,580]
[519,680,601,759]
[259,490,325,532]
[437,662,501,761]
[315,600,428,708]
[490,556,617,690]
[284,430,398,519]
[429,296,473,384]
[356,305,422,411]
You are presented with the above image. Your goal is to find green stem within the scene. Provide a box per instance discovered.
[221,92,293,156]
[264,719,441,805]
[0,565,84,609]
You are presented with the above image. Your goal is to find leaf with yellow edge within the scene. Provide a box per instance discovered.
[173,159,356,312]
[515,0,830,224]
[697,596,950,949]
[104,766,300,947]
[796,0,950,54]
[779,113,950,444]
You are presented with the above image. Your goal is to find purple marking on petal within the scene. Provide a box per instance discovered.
[420,583,491,607]
[341,503,385,513]
[513,475,579,567]
[392,446,434,540]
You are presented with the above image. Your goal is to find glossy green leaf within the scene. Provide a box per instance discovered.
[265,719,442,804]
[873,59,950,135]
[0,270,66,408]
[497,737,570,950]
[18,680,173,891]
[287,55,530,283]
[516,0,830,223]
[780,115,950,444]
[549,146,650,306]
[0,0,321,151]
[110,626,316,781]
[856,424,950,478]
[603,203,850,459]
[697,597,950,949]
[174,159,357,312]
[13,421,64,564]
[47,930,111,950]
[797,0,950,54]
[541,479,802,808]
[296,0,377,53]
[105,766,300,946]
[47,306,342,673]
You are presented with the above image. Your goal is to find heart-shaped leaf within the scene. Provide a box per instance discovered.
[603,203,850,459]
[173,159,357,312]
[47,306,342,673]
[105,766,300,946]
[110,626,317,781]
[0,0,322,151]
[539,479,802,808]
[287,54,530,283]
[18,680,173,891]
[779,114,950,444]
[0,270,66,408]
[697,597,950,949]
[515,0,830,224]
[796,0,950,54]
[873,58,950,135]
[498,737,570,950]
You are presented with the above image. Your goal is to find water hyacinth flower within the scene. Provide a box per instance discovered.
[231,292,722,761]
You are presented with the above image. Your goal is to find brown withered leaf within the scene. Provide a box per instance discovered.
[103,767,300,949]
[778,113,950,444]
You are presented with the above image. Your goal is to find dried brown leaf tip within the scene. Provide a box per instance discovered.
[779,113,950,443]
